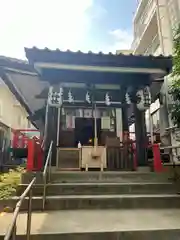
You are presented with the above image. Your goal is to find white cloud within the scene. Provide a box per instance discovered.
[0,1,134,58]
[108,29,133,53]
[0,0,93,59]
[88,3,107,20]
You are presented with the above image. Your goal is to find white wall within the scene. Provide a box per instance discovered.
[0,77,32,130]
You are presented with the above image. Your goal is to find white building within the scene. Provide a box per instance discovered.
[132,0,180,145]
[133,0,180,56]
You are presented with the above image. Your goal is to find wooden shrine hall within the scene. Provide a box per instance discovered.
[25,48,172,171]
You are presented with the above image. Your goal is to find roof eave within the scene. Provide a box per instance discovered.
[0,68,33,116]
[25,47,173,76]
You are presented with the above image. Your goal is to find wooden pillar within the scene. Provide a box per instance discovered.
[52,107,58,166]
[121,86,129,139]
[134,104,148,166]
[56,107,61,147]
[116,108,123,141]
[122,105,129,134]
[45,106,58,166]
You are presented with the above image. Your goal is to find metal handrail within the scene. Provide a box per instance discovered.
[160,145,180,150]
[42,141,53,210]
[4,177,36,240]
[41,102,49,151]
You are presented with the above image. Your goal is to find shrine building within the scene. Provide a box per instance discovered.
[25,48,172,171]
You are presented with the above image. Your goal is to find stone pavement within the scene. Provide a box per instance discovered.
[1,209,180,235]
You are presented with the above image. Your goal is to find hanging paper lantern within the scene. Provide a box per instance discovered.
[143,86,151,107]
[136,89,144,110]
[136,87,151,110]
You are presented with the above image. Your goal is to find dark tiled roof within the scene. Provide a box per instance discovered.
[25,47,172,73]
[0,55,35,73]
[6,72,48,111]
[0,55,48,115]
[25,47,172,58]
[0,68,32,115]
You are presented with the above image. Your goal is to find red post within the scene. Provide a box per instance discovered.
[27,139,34,171]
[27,138,43,172]
[35,139,43,171]
[152,144,164,172]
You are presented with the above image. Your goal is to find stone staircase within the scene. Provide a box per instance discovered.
[1,171,180,239]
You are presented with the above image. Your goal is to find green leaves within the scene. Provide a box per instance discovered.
[169,24,180,127]
[173,25,180,76]
[0,167,25,199]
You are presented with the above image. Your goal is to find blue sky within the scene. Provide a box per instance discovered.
[0,0,137,59]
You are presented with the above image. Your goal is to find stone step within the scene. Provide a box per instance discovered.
[16,182,177,196]
[2,194,180,211]
[21,171,171,184]
[1,209,180,239]
[1,230,179,240]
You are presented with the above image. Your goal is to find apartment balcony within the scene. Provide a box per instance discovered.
[144,34,160,56]
[132,11,159,55]
[132,0,157,51]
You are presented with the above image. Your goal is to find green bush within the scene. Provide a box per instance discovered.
[0,167,26,200]
[169,24,180,126]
